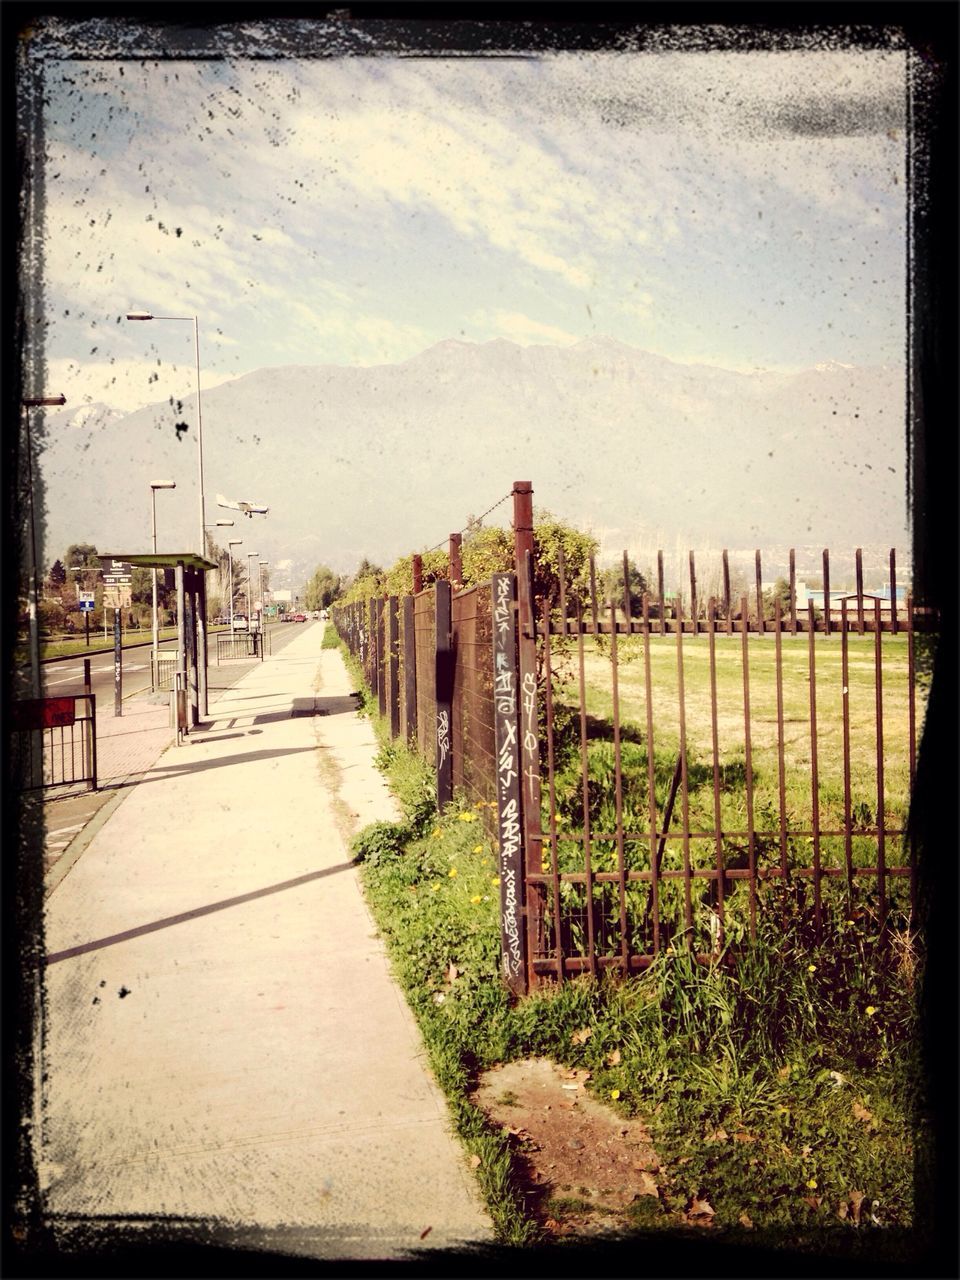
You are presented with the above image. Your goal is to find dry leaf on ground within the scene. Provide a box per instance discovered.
[852,1101,875,1125]
[570,1026,592,1044]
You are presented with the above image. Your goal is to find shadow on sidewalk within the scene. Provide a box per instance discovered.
[102,745,319,788]
[44,860,356,965]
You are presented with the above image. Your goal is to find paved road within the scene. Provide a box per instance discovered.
[40,622,315,704]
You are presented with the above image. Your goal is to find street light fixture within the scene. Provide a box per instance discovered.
[127,309,209,713]
[227,539,242,631]
[21,394,66,697]
[149,481,176,688]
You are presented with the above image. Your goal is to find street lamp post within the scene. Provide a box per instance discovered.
[227,539,242,631]
[150,481,176,689]
[246,552,258,632]
[21,395,66,697]
[258,560,269,626]
[127,310,208,714]
[209,519,233,626]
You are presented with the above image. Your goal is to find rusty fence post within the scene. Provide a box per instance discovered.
[512,480,544,989]
[387,595,400,739]
[412,554,423,595]
[403,594,417,745]
[492,571,526,994]
[367,597,378,698]
[449,533,462,590]
[435,579,453,809]
[377,595,387,718]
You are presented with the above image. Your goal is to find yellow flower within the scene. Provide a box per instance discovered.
[457,812,478,823]
[432,828,443,839]
[491,876,500,885]
[806,1178,818,1190]
[470,895,482,904]
[610,1089,621,1100]
[448,867,458,878]
[865,1005,877,1016]
[808,964,817,974]
[473,844,484,854]
[430,884,440,893]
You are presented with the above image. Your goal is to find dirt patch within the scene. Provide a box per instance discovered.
[473,1058,665,1239]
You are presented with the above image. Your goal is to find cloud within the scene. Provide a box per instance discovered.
[469,310,582,346]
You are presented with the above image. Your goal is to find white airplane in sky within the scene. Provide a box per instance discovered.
[216,492,270,518]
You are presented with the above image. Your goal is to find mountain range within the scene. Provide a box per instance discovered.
[33,337,910,593]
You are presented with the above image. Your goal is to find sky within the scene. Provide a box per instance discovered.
[32,38,908,416]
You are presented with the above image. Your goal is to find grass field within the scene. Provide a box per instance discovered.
[541,631,932,950]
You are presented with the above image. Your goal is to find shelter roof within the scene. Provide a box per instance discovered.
[101,552,218,571]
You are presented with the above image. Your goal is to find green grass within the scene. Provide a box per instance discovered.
[331,624,927,1262]
[541,631,930,954]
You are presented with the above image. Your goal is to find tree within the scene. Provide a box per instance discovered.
[48,559,67,587]
[304,564,342,611]
[600,561,650,616]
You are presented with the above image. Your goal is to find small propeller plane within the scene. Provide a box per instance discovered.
[216,492,269,518]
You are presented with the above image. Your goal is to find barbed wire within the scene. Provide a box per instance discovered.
[421,490,514,554]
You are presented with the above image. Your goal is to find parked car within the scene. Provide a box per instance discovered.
[293,613,307,623]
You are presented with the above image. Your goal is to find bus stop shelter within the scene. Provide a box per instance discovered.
[101,551,217,731]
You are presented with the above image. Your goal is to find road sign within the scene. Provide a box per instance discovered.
[79,599,95,612]
[79,591,95,603]
[103,585,132,609]
[99,557,134,586]
[12,697,77,730]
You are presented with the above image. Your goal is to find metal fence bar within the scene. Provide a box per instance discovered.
[874,597,887,924]
[641,594,661,955]
[841,600,854,903]
[576,604,597,977]
[541,608,564,983]
[774,600,789,881]
[707,599,726,949]
[740,596,758,939]
[807,600,823,936]
[675,595,694,944]
[608,598,629,974]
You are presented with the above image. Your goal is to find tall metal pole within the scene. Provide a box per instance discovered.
[247,553,258,626]
[151,488,159,688]
[21,395,66,697]
[228,539,242,631]
[193,316,209,718]
[22,408,40,699]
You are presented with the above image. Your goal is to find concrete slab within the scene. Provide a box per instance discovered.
[39,625,492,1261]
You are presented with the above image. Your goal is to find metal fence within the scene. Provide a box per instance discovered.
[12,694,97,793]
[334,482,936,992]
[216,631,261,662]
[528,588,931,982]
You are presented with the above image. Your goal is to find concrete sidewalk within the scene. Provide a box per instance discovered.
[39,625,493,1262]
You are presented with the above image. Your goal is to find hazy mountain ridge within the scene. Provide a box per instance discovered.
[36,337,909,589]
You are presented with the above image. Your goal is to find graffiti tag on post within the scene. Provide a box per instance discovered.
[492,573,525,991]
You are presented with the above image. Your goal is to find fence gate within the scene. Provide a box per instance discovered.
[12,694,98,793]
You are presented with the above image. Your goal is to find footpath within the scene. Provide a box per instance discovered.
[38,623,493,1264]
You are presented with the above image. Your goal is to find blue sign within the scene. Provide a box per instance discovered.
[79,600,95,612]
